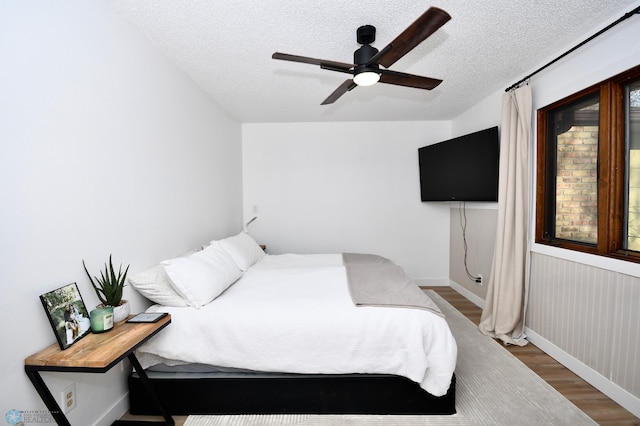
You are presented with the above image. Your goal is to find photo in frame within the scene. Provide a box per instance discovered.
[40,282,91,350]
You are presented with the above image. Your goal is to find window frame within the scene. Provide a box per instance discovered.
[535,64,640,264]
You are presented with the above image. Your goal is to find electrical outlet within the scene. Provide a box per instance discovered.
[476,274,483,285]
[61,383,76,413]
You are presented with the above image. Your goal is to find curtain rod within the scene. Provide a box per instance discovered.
[505,5,640,92]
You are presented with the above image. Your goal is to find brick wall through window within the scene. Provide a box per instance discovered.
[555,125,598,244]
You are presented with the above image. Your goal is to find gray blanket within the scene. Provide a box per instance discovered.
[342,253,444,317]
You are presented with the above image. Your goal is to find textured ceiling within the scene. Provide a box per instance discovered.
[108,0,639,123]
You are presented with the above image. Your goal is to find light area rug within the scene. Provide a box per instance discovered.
[184,291,595,426]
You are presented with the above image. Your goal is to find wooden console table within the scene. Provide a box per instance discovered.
[25,314,173,426]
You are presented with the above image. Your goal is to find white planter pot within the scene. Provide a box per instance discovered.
[112,300,130,323]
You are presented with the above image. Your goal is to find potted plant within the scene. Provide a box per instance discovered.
[82,255,131,324]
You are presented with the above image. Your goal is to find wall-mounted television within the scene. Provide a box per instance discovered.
[418,126,499,202]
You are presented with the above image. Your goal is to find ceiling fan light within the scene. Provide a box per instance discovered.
[353,71,380,87]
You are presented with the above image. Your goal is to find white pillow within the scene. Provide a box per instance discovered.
[128,265,187,307]
[162,244,242,307]
[217,232,266,271]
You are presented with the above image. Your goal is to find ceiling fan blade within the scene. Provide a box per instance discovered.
[376,7,451,68]
[272,52,354,73]
[321,80,358,105]
[379,69,442,90]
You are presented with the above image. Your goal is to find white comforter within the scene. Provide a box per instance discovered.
[136,254,457,396]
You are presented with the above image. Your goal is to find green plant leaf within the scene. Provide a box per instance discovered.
[83,255,129,307]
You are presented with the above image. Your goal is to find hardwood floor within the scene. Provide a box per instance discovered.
[425,286,640,426]
[120,287,639,425]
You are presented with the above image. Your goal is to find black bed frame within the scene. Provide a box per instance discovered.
[128,371,456,415]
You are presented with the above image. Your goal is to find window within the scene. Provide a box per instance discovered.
[626,80,640,251]
[536,64,640,263]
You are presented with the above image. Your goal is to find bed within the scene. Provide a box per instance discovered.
[127,232,457,415]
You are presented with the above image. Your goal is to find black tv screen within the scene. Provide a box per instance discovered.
[418,126,499,202]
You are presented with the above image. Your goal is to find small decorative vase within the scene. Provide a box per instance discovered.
[112,300,130,323]
[90,307,114,333]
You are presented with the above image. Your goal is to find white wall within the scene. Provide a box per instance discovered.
[0,2,242,425]
[530,3,640,276]
[452,90,502,138]
[242,121,451,282]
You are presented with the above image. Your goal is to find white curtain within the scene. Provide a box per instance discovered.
[479,85,532,346]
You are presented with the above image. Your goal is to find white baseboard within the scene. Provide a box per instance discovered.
[448,279,485,309]
[96,392,129,426]
[525,327,640,419]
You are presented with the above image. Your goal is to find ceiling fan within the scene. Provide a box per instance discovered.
[272,7,451,105]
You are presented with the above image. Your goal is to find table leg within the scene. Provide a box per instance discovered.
[24,366,71,426]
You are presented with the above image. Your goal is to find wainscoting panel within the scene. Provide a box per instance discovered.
[612,273,640,393]
[527,253,640,400]
[449,206,497,301]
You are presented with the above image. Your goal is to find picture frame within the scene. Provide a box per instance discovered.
[40,282,91,350]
